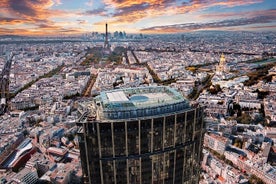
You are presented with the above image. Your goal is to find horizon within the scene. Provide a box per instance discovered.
[1,30,276,39]
[0,0,276,36]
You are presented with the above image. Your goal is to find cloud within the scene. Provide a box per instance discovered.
[0,26,84,36]
[113,3,151,17]
[173,0,264,15]
[4,0,54,18]
[204,0,263,8]
[103,0,167,8]
[140,15,276,33]
[77,19,89,25]
[85,0,94,7]
[0,28,34,35]
[36,22,85,34]
[109,3,154,23]
[82,7,108,16]
[249,25,276,30]
[37,23,61,30]
[0,0,269,35]
[0,0,82,35]
[200,8,276,19]
[93,0,264,24]
[0,0,69,24]
[90,0,177,25]
[54,0,62,5]
[0,17,29,25]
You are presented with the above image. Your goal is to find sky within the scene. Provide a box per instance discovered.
[0,0,275,36]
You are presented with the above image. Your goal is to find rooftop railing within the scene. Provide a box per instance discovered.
[97,86,186,111]
[98,101,190,120]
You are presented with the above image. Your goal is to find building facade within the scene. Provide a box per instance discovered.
[77,86,205,184]
[204,133,230,155]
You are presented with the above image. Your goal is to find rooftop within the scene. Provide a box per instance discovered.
[99,86,183,109]
[82,86,191,120]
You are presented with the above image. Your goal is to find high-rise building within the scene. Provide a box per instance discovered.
[77,86,205,184]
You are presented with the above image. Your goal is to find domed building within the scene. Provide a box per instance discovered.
[216,53,230,75]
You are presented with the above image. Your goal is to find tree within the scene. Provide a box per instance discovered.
[209,84,221,94]
[237,113,252,124]
[233,138,243,149]
[249,174,264,184]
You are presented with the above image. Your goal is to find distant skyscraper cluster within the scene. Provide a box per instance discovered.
[113,31,126,39]
[85,25,127,41]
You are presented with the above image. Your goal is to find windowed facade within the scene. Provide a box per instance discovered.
[78,106,205,184]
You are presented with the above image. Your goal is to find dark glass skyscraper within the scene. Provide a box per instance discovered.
[77,86,205,184]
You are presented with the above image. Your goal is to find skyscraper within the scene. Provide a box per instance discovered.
[77,86,205,184]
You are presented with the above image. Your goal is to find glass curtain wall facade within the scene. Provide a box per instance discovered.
[77,106,205,184]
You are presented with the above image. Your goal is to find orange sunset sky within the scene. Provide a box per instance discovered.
[0,0,275,35]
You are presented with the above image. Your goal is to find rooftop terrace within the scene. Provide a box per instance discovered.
[86,86,190,120]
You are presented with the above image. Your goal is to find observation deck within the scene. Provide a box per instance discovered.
[79,86,190,121]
